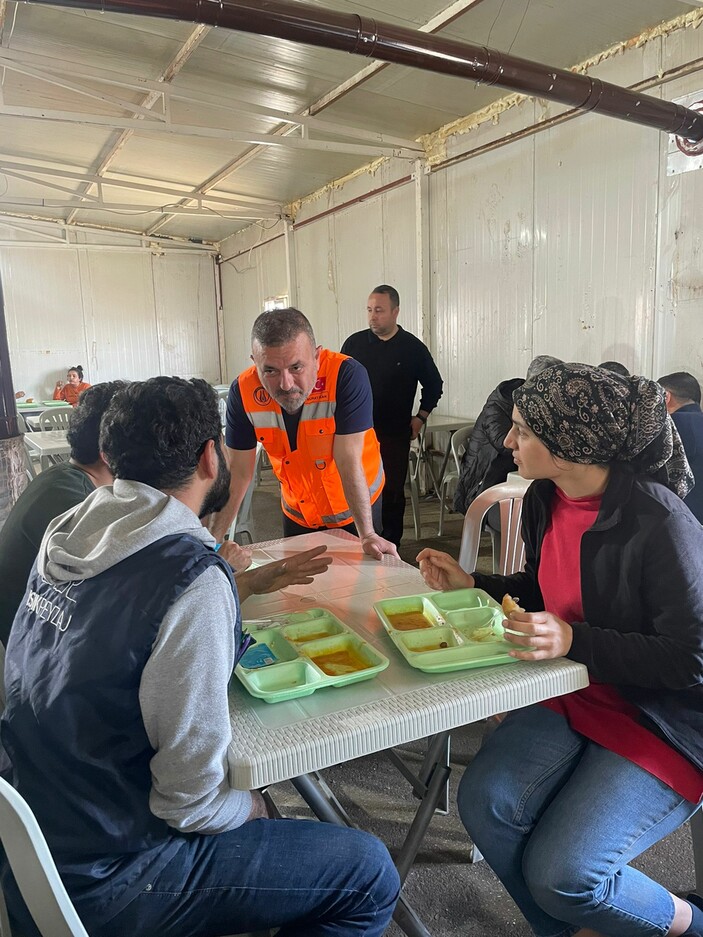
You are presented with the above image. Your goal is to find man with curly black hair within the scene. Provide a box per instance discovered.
[0,380,125,646]
[1,376,399,937]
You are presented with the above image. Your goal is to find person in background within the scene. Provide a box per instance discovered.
[659,370,703,523]
[453,355,562,516]
[214,307,399,560]
[1,376,399,937]
[0,382,125,647]
[53,365,91,405]
[598,360,630,376]
[341,284,443,547]
[419,362,703,937]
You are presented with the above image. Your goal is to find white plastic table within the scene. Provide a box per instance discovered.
[23,431,70,469]
[228,530,588,936]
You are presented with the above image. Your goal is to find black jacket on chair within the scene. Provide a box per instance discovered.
[473,465,703,774]
[453,378,523,514]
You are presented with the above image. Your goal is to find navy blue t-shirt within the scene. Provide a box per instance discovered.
[226,358,373,452]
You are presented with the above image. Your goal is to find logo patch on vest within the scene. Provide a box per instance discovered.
[313,376,326,393]
[253,385,271,406]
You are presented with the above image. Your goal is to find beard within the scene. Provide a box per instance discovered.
[273,386,311,414]
[199,442,232,519]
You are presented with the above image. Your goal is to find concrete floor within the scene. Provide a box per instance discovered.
[245,473,699,937]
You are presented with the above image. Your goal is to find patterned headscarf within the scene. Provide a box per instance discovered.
[513,362,694,499]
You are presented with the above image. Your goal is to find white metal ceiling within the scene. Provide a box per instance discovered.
[0,0,697,243]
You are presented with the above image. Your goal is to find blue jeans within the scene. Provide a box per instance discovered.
[458,705,700,937]
[92,818,399,937]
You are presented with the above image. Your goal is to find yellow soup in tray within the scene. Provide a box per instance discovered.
[386,611,432,631]
[308,647,371,676]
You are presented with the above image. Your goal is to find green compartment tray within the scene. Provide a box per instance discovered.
[235,608,390,704]
[374,588,515,674]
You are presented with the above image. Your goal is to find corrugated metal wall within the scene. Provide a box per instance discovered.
[1,231,219,399]
[219,23,703,419]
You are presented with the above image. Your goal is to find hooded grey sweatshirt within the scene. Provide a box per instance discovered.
[37,479,252,833]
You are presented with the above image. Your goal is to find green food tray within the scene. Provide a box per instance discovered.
[41,400,67,406]
[235,607,389,704]
[374,588,515,673]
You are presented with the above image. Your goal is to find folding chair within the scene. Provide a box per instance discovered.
[437,424,474,536]
[38,408,72,432]
[406,444,422,540]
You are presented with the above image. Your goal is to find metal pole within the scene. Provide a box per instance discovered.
[23,0,703,142]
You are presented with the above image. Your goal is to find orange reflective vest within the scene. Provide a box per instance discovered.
[238,350,384,529]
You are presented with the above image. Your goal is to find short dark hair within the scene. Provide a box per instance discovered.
[658,371,701,405]
[68,365,84,381]
[100,377,221,490]
[251,308,315,348]
[66,380,128,464]
[598,361,630,377]
[371,284,400,309]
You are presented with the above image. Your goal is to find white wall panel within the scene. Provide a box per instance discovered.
[152,254,219,381]
[295,218,341,345]
[1,248,87,400]
[2,235,219,396]
[431,131,535,420]
[532,111,659,375]
[79,251,160,383]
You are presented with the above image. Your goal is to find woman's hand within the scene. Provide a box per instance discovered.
[416,548,474,591]
[503,610,573,660]
[55,380,64,389]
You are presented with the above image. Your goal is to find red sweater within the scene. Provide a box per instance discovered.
[539,486,703,804]
[53,382,91,406]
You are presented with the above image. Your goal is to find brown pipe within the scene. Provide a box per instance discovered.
[25,0,703,142]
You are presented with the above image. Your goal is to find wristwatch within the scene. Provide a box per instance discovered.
[414,412,427,424]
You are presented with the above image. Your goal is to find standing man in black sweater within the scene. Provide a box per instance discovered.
[342,285,443,547]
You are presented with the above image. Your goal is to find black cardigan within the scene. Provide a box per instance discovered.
[473,465,703,775]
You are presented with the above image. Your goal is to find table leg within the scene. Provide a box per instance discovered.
[291,773,436,937]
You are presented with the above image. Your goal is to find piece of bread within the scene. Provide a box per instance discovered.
[501,594,524,616]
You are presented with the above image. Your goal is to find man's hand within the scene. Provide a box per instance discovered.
[410,416,424,441]
[217,540,252,572]
[417,548,474,591]
[502,610,573,660]
[246,791,270,821]
[236,545,332,601]
[360,533,399,561]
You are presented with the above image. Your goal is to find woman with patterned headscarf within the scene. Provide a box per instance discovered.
[419,362,703,937]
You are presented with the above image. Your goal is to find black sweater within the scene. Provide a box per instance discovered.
[341,326,443,436]
[473,465,703,773]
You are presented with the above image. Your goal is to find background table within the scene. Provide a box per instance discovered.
[228,530,588,936]
[23,431,70,469]
[415,413,475,496]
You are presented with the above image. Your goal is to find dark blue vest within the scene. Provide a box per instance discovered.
[1,533,240,921]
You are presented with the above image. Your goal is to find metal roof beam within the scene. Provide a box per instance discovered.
[0,157,282,208]
[0,54,167,119]
[166,87,423,150]
[0,104,418,156]
[0,46,168,94]
[0,197,280,218]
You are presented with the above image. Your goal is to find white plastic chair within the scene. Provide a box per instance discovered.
[437,424,474,536]
[406,444,423,540]
[38,408,72,432]
[0,777,89,937]
[458,476,532,575]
